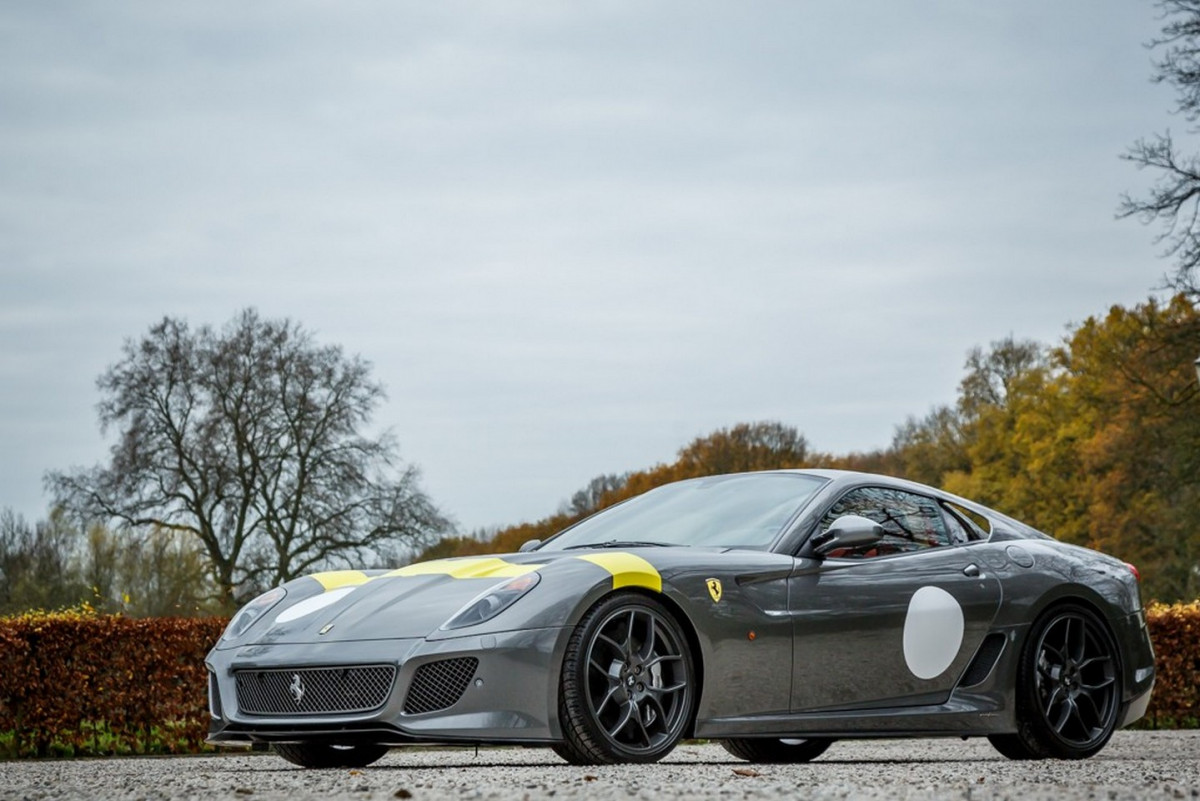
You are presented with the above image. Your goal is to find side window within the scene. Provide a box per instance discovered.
[941,505,971,545]
[944,502,991,540]
[818,487,952,558]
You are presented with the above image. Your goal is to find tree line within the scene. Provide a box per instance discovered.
[425,295,1200,604]
[4,295,1196,614]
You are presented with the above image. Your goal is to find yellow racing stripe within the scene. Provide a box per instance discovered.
[576,552,662,592]
[384,557,544,580]
[310,570,373,591]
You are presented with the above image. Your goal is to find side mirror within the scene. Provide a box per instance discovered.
[518,539,542,553]
[812,514,885,556]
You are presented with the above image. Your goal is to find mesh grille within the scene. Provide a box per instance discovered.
[402,657,478,715]
[235,665,395,716]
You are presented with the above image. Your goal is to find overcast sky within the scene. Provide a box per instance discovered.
[0,1,1181,535]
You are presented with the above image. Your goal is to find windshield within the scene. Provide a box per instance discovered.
[540,473,827,551]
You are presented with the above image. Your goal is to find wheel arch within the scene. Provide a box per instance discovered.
[1016,586,1125,672]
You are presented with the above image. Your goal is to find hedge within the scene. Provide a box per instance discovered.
[1140,600,1199,728]
[0,607,226,757]
[0,601,1196,758]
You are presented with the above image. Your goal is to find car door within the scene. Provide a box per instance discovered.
[788,486,1002,712]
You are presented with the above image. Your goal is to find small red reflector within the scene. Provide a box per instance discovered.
[1124,562,1140,582]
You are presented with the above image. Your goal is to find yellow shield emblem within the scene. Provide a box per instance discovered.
[706,578,723,603]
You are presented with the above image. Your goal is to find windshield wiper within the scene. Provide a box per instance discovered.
[563,540,673,550]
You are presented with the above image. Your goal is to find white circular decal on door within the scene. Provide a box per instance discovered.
[902,586,964,680]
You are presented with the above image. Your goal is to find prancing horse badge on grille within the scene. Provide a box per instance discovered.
[289,673,305,705]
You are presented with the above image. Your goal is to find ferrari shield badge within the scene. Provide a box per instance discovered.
[706,578,723,603]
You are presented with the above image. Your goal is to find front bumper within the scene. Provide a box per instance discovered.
[206,626,568,746]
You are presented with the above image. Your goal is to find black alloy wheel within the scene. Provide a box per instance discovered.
[989,603,1121,760]
[273,742,390,769]
[554,593,695,764]
[721,737,834,763]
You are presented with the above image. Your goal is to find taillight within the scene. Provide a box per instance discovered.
[1125,562,1141,582]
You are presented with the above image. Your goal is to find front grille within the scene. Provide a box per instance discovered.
[402,657,478,715]
[235,665,395,716]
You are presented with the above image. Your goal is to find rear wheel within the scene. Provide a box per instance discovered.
[722,737,833,763]
[273,742,389,768]
[990,604,1121,760]
[554,593,695,765]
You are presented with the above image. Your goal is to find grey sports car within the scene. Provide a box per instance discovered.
[206,469,1155,767]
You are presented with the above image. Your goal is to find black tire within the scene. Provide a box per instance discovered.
[273,742,390,768]
[990,603,1122,760]
[721,737,833,763]
[553,593,696,765]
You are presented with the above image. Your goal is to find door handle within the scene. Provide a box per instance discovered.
[963,563,981,578]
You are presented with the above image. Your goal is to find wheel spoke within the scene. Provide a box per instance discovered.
[595,631,623,656]
[595,684,621,716]
[1051,696,1074,733]
[641,693,669,735]
[1078,654,1111,671]
[623,611,637,657]
[589,656,615,679]
[1075,688,1103,731]
[644,653,683,669]
[1069,617,1086,662]
[640,615,658,661]
[1043,683,1066,719]
[631,701,653,746]
[649,680,688,696]
[606,702,636,738]
[1081,675,1115,691]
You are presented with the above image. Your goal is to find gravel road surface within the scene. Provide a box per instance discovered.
[2,731,1197,801]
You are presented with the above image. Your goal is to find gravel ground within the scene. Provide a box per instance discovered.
[1,731,1197,801]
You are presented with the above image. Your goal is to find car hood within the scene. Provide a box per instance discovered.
[223,549,694,647]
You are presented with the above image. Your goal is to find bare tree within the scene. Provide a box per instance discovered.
[563,473,631,518]
[1120,0,1200,296]
[47,309,449,608]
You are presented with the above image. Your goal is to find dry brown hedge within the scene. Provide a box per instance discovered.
[0,601,1196,758]
[0,607,227,757]
[1142,601,1199,726]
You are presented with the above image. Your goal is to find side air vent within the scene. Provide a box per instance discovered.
[960,633,1007,687]
[402,657,479,715]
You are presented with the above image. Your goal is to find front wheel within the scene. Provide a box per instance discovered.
[273,742,390,768]
[722,737,833,763]
[554,593,696,765]
[990,603,1121,760]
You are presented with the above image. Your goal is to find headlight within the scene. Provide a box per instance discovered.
[441,573,540,631]
[222,587,287,642]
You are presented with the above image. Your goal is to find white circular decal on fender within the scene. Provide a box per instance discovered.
[902,586,964,680]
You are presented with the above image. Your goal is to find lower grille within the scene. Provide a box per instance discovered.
[235,665,395,716]
[402,657,478,715]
